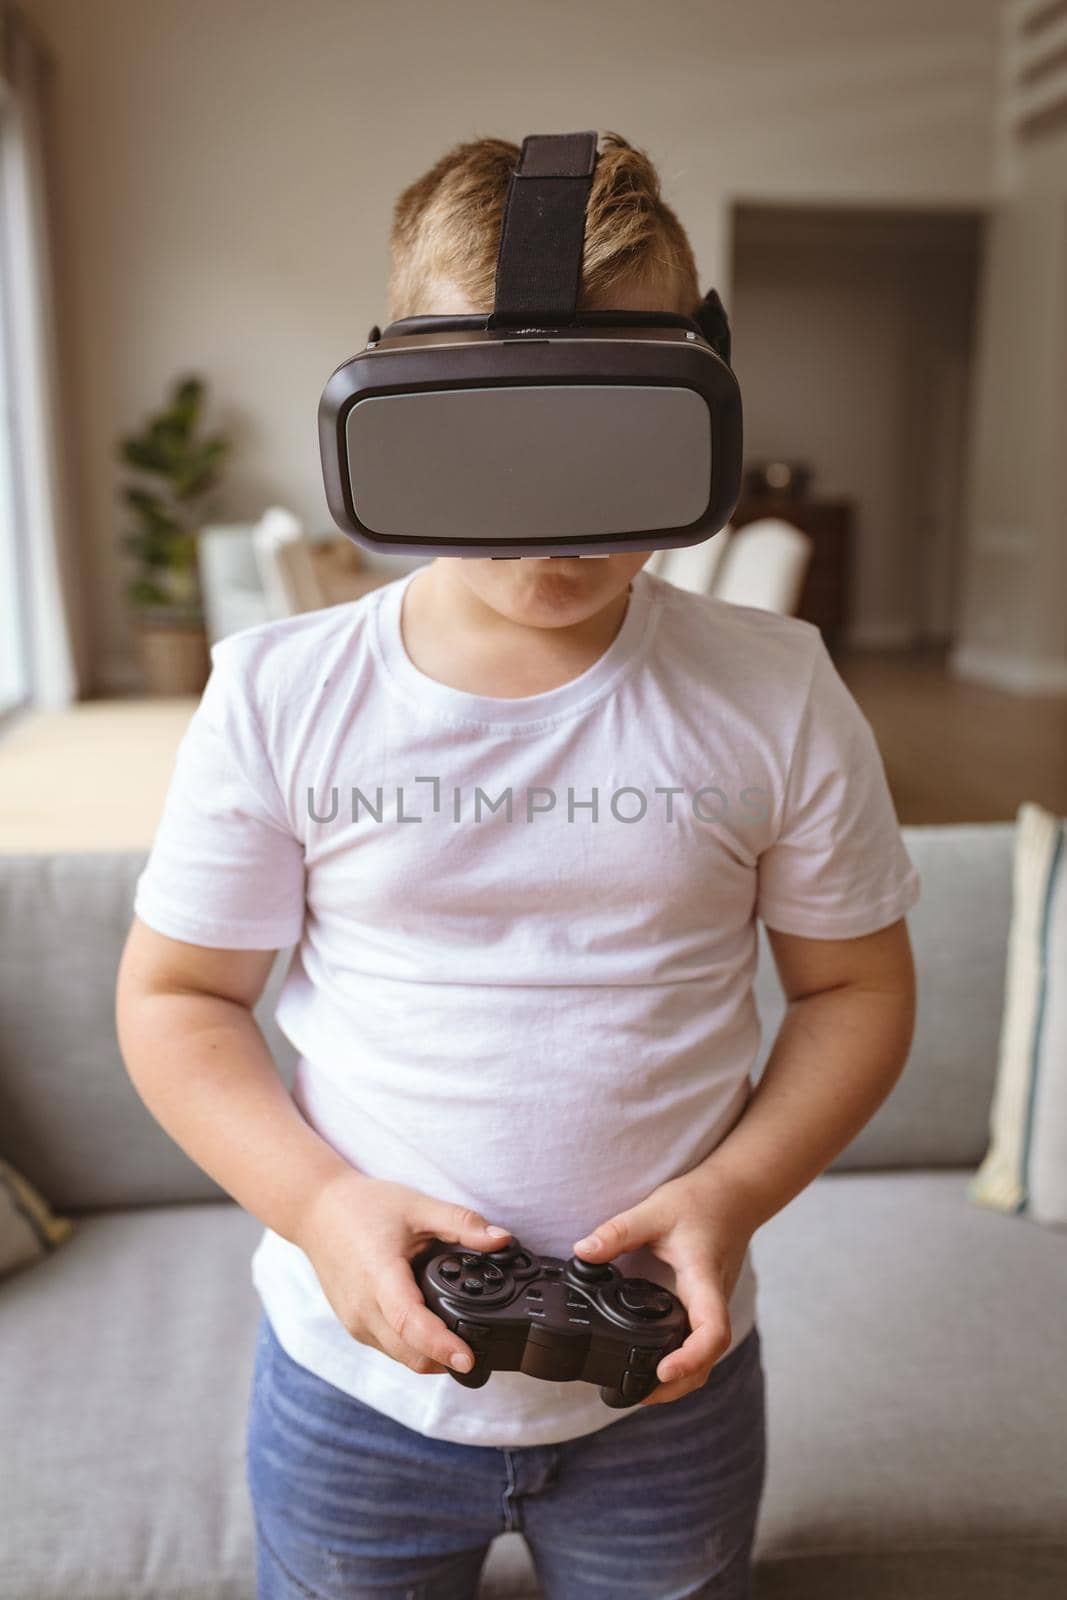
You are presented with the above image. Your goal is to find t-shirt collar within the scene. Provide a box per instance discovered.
[372,564,658,731]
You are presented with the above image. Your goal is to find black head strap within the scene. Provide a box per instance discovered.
[488,131,598,329]
[693,289,731,368]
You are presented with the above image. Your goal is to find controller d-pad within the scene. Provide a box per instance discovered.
[437,1248,514,1302]
[618,1280,674,1320]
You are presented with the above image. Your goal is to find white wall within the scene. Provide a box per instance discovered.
[24,0,1000,689]
[953,131,1067,692]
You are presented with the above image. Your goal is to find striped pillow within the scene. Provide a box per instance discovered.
[0,1157,73,1279]
[971,802,1066,1227]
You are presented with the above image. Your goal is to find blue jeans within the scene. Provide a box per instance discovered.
[245,1310,766,1600]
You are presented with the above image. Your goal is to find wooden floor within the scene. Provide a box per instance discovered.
[0,650,1064,851]
[836,647,1067,825]
[0,698,197,852]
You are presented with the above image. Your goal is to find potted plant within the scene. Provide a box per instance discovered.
[117,374,231,695]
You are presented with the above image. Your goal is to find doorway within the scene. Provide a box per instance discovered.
[728,202,986,651]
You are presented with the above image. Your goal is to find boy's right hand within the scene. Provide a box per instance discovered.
[296,1168,512,1377]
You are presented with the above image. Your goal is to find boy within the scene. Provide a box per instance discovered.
[116,133,919,1599]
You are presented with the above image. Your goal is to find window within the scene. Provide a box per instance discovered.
[0,95,31,719]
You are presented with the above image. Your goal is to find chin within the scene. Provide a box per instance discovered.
[444,550,649,629]
[488,559,620,621]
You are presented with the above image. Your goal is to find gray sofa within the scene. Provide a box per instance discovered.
[1,824,1065,1599]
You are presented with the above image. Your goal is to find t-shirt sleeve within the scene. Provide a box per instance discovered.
[756,637,921,939]
[133,637,306,949]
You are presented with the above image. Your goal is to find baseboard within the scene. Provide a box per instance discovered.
[950,645,1067,696]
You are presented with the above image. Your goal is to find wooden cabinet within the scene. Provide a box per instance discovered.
[730,496,854,650]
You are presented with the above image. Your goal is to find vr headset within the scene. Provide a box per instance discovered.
[319,131,742,560]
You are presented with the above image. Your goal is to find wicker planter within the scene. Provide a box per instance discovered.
[133,615,211,697]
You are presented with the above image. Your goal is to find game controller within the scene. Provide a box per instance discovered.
[412,1235,691,1408]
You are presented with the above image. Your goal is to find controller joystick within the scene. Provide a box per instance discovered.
[412,1236,690,1408]
[567,1255,614,1283]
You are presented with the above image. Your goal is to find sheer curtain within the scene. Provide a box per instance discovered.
[0,3,84,706]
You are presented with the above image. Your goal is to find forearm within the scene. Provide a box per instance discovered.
[686,979,916,1235]
[118,988,355,1247]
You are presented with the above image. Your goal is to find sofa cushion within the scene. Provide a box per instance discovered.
[751,1171,1067,1598]
[2,1177,1064,1600]
[0,852,296,1210]
[0,1201,540,1600]
[753,823,1016,1171]
[1,826,1015,1213]
[0,1204,264,1600]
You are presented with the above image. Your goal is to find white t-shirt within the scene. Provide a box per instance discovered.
[134,565,920,1447]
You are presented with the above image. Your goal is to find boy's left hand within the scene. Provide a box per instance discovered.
[572,1172,751,1407]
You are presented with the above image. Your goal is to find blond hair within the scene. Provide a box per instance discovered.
[387,131,700,322]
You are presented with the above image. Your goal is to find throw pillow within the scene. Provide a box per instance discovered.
[0,1156,73,1280]
[971,801,1066,1227]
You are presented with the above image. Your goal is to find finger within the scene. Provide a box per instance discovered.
[376,1257,478,1375]
[420,1199,512,1253]
[638,1364,714,1407]
[658,1291,731,1385]
[371,1319,451,1377]
[572,1201,659,1261]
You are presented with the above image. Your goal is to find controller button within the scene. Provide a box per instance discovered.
[481,1264,504,1284]
[512,1253,534,1271]
[618,1281,674,1319]
[627,1345,660,1373]
[454,1320,490,1348]
[439,1259,462,1280]
[618,1284,650,1311]
[460,1254,479,1267]
[461,1277,484,1295]
[621,1372,649,1400]
[525,1287,543,1299]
